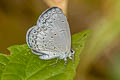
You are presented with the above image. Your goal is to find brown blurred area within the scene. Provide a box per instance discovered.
[0,0,120,80]
[0,0,47,54]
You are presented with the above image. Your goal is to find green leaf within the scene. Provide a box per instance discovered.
[0,54,9,80]
[0,30,90,80]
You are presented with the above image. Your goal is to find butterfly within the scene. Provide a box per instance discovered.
[26,7,75,63]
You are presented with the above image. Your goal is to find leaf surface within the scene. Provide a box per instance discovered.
[0,30,90,80]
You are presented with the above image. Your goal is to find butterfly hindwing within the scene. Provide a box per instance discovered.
[26,7,72,60]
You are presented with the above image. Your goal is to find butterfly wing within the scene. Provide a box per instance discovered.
[26,7,71,59]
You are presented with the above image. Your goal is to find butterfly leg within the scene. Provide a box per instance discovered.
[56,58,59,63]
[53,58,59,67]
[71,49,75,55]
[64,58,67,67]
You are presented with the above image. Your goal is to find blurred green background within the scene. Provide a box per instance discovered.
[0,0,120,80]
